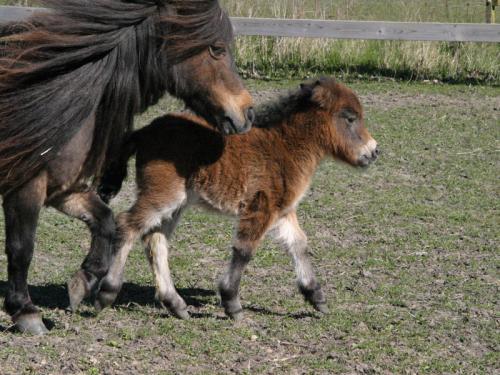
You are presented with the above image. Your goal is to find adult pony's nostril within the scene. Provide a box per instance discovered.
[245,107,255,124]
[372,146,380,159]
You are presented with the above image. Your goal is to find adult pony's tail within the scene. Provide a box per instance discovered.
[97,133,138,204]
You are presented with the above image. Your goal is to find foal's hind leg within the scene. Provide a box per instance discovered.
[3,175,48,334]
[271,212,328,314]
[142,210,189,319]
[93,211,140,312]
[50,191,116,311]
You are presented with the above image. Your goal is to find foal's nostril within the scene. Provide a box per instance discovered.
[373,146,380,158]
[245,107,255,124]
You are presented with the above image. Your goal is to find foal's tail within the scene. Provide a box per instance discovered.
[97,132,138,204]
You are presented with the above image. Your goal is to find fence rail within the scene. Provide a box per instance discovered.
[1,6,499,43]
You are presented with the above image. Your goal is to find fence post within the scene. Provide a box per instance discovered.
[486,0,497,23]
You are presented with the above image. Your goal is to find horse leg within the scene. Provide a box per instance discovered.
[142,209,188,319]
[3,175,48,335]
[272,211,328,314]
[50,191,115,311]
[92,210,140,312]
[219,191,272,320]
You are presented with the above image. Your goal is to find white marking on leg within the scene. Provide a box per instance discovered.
[271,213,315,287]
[141,192,187,235]
[144,232,177,302]
[105,230,136,288]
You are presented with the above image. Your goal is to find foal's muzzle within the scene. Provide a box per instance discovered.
[358,146,380,167]
[357,139,379,167]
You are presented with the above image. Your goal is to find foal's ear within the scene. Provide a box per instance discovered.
[300,79,333,108]
[299,80,321,98]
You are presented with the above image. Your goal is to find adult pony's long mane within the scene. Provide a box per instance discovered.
[0,0,232,194]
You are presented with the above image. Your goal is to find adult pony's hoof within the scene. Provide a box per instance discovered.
[67,270,94,312]
[14,313,49,335]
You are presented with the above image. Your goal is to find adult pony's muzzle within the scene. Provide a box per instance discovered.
[220,106,255,135]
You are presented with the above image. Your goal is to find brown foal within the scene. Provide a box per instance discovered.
[96,77,379,320]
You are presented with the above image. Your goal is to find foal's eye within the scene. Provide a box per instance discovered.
[208,44,226,59]
[340,110,357,126]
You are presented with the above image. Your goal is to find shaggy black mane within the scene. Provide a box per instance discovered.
[0,0,232,194]
[254,87,312,128]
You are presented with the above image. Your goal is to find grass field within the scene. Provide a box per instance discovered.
[0,79,498,374]
[0,0,499,83]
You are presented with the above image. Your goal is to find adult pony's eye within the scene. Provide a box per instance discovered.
[208,44,227,59]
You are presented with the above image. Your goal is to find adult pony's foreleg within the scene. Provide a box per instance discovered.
[142,210,188,319]
[271,212,328,314]
[3,175,48,335]
[50,191,116,311]
[219,191,272,321]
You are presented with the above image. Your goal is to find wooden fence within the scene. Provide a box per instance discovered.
[1,6,499,43]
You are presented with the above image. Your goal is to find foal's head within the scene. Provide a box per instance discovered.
[159,1,254,135]
[301,78,379,167]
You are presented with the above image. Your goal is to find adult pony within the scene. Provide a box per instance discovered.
[95,78,379,320]
[0,0,254,334]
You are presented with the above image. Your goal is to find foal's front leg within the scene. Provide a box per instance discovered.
[219,192,273,320]
[142,212,189,319]
[272,212,328,314]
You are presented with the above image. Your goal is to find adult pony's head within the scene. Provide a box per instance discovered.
[299,77,379,167]
[0,0,253,194]
[159,1,254,135]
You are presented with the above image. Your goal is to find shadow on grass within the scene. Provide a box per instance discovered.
[246,305,319,320]
[0,281,216,310]
[0,282,315,321]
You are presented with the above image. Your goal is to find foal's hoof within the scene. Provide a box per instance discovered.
[314,303,329,314]
[94,291,118,313]
[14,313,49,335]
[67,270,94,312]
[170,307,190,320]
[227,310,244,322]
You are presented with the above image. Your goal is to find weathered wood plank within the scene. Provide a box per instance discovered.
[232,18,500,43]
[0,6,499,43]
[0,6,44,23]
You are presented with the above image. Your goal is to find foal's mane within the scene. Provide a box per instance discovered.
[0,0,231,194]
[254,87,312,129]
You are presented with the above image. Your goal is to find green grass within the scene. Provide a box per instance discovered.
[0,80,498,374]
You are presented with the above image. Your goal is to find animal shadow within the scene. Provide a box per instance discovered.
[246,305,319,320]
[114,283,217,309]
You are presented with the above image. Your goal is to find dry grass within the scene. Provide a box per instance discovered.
[222,0,499,82]
[1,0,498,82]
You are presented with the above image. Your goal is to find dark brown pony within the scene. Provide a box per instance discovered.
[0,0,254,334]
[96,78,379,320]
